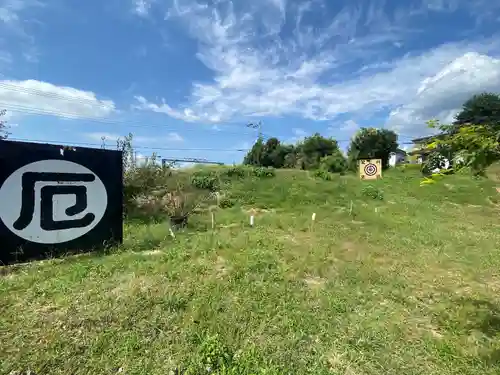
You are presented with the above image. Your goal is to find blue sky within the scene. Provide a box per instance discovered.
[1,0,500,165]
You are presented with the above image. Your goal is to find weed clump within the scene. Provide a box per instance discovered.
[361,185,384,200]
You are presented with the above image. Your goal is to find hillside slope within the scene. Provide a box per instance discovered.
[2,168,500,375]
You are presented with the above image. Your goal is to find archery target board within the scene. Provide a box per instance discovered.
[359,159,382,180]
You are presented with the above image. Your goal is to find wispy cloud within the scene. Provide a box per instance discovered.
[0,0,46,64]
[133,0,500,137]
[133,0,154,17]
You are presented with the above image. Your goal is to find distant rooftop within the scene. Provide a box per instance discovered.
[411,133,447,143]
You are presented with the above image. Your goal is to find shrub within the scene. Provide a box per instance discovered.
[191,170,220,191]
[218,196,236,209]
[361,185,384,200]
[252,167,276,178]
[319,152,348,173]
[223,166,248,178]
[123,164,172,216]
[422,151,452,176]
[313,169,333,181]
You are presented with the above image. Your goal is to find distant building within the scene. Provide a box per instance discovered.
[407,134,448,164]
[388,148,407,167]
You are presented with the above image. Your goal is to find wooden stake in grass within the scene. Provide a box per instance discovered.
[250,215,255,227]
[211,211,215,230]
[310,212,316,232]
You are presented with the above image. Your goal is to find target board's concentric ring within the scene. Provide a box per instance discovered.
[364,163,377,176]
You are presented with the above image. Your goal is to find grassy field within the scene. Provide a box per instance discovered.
[1,166,500,374]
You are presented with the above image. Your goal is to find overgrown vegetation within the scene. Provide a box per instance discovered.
[425,120,500,176]
[2,165,500,375]
[2,93,500,374]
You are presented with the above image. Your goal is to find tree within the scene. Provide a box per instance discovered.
[347,128,398,170]
[295,133,340,170]
[0,109,9,140]
[243,133,343,170]
[243,136,265,166]
[453,92,500,132]
[319,150,348,173]
[243,137,298,168]
[426,120,500,175]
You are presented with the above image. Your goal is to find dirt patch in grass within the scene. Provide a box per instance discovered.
[303,275,326,289]
[214,256,230,279]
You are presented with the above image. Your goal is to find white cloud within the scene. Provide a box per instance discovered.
[333,120,359,138]
[284,127,308,144]
[133,1,500,138]
[0,3,19,24]
[0,0,44,65]
[133,95,210,122]
[0,79,116,119]
[0,0,44,32]
[386,52,500,136]
[133,0,154,17]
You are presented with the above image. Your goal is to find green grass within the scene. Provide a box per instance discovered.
[2,167,500,374]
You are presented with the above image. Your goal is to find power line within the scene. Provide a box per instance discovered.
[0,82,114,108]
[7,137,416,156]
[0,103,266,136]
[7,137,251,152]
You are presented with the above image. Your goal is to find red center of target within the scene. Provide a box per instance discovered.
[364,163,377,176]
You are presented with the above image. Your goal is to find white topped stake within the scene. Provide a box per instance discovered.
[310,212,316,232]
[250,215,255,227]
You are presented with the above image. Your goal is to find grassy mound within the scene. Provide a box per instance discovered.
[2,167,500,374]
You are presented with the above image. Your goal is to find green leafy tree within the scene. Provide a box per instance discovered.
[347,127,398,170]
[283,146,299,168]
[319,150,348,173]
[266,143,295,168]
[296,133,340,170]
[243,136,265,166]
[426,120,500,175]
[259,137,282,168]
[0,109,9,139]
[453,93,500,131]
[244,137,298,168]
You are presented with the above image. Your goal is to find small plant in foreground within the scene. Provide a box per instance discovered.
[313,169,333,181]
[191,171,220,191]
[218,196,236,209]
[252,167,276,178]
[361,185,384,200]
[223,166,248,178]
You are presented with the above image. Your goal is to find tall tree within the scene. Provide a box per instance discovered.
[296,133,340,170]
[347,128,398,170]
[243,136,265,166]
[0,109,9,140]
[453,92,500,131]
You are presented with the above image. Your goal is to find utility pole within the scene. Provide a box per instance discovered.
[246,121,262,139]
